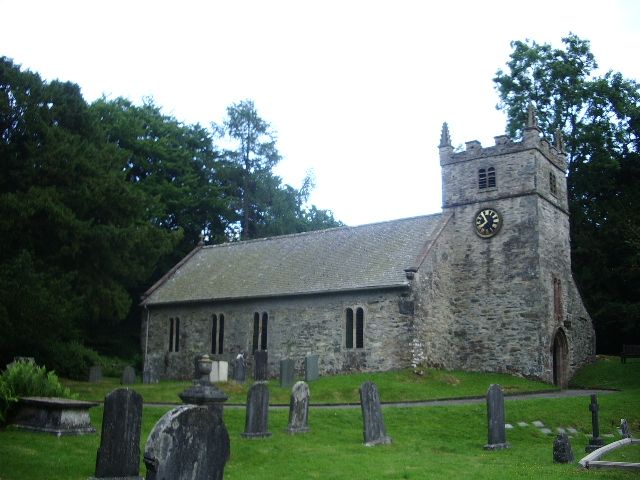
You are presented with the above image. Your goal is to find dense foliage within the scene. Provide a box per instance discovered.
[0,359,74,424]
[494,34,640,352]
[0,58,341,369]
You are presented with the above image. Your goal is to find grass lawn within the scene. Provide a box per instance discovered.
[61,367,558,405]
[1,358,638,479]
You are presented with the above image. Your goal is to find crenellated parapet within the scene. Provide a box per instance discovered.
[439,105,567,172]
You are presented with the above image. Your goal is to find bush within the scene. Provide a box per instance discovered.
[39,342,103,380]
[0,359,76,425]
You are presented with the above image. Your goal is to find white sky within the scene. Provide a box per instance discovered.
[2,0,639,226]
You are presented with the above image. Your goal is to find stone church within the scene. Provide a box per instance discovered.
[141,110,595,387]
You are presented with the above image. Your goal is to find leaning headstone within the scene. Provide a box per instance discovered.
[359,381,392,446]
[305,355,319,382]
[144,405,230,480]
[280,359,295,387]
[620,419,631,438]
[286,381,310,434]
[241,382,271,438]
[121,366,136,385]
[89,365,103,383]
[553,433,575,464]
[233,354,247,384]
[254,350,268,381]
[484,384,509,450]
[92,388,143,479]
[585,394,605,452]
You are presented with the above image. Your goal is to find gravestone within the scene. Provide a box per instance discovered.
[286,381,310,434]
[620,419,631,438]
[89,365,103,383]
[241,382,271,438]
[279,359,295,387]
[585,394,605,452]
[121,366,136,385]
[142,367,158,384]
[484,384,509,450]
[254,350,268,381]
[553,433,575,464]
[305,355,319,382]
[209,361,229,383]
[359,381,392,446]
[93,388,143,479]
[233,354,247,383]
[144,405,230,480]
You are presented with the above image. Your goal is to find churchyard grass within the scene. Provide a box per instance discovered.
[61,367,557,405]
[1,358,638,479]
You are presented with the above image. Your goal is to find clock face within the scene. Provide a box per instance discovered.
[474,208,501,238]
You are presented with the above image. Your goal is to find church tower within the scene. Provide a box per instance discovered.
[435,107,594,386]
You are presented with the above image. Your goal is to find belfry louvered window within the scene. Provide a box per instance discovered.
[478,167,496,189]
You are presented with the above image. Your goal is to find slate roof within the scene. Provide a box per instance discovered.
[141,213,446,306]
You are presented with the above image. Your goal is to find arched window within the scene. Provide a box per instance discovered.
[211,313,225,354]
[345,307,364,349]
[355,307,364,349]
[345,308,354,348]
[169,317,180,352]
[252,312,268,353]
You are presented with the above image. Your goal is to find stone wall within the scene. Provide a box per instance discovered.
[141,288,413,380]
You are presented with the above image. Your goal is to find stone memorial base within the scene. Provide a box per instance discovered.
[12,397,98,436]
[89,476,142,480]
[240,431,273,439]
[483,442,510,450]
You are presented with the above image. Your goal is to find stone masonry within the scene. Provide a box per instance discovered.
[141,113,595,385]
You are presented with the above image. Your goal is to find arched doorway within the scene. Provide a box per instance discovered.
[552,329,569,389]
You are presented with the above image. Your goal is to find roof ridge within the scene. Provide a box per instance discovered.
[203,212,444,250]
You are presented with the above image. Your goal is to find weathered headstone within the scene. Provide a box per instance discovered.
[280,359,295,387]
[89,365,103,383]
[144,405,230,480]
[254,350,268,381]
[484,384,509,450]
[359,381,392,446]
[179,354,228,417]
[585,394,605,452]
[93,388,143,479]
[620,419,631,438]
[142,367,159,384]
[286,381,310,434]
[241,382,271,438]
[121,366,136,385]
[233,354,246,384]
[553,433,575,463]
[305,355,319,382]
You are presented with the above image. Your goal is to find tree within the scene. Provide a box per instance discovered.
[214,99,341,239]
[494,34,640,353]
[0,58,178,368]
[92,97,233,269]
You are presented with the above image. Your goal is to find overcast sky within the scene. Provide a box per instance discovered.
[2,0,639,226]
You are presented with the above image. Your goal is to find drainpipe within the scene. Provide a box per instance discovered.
[143,305,150,376]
